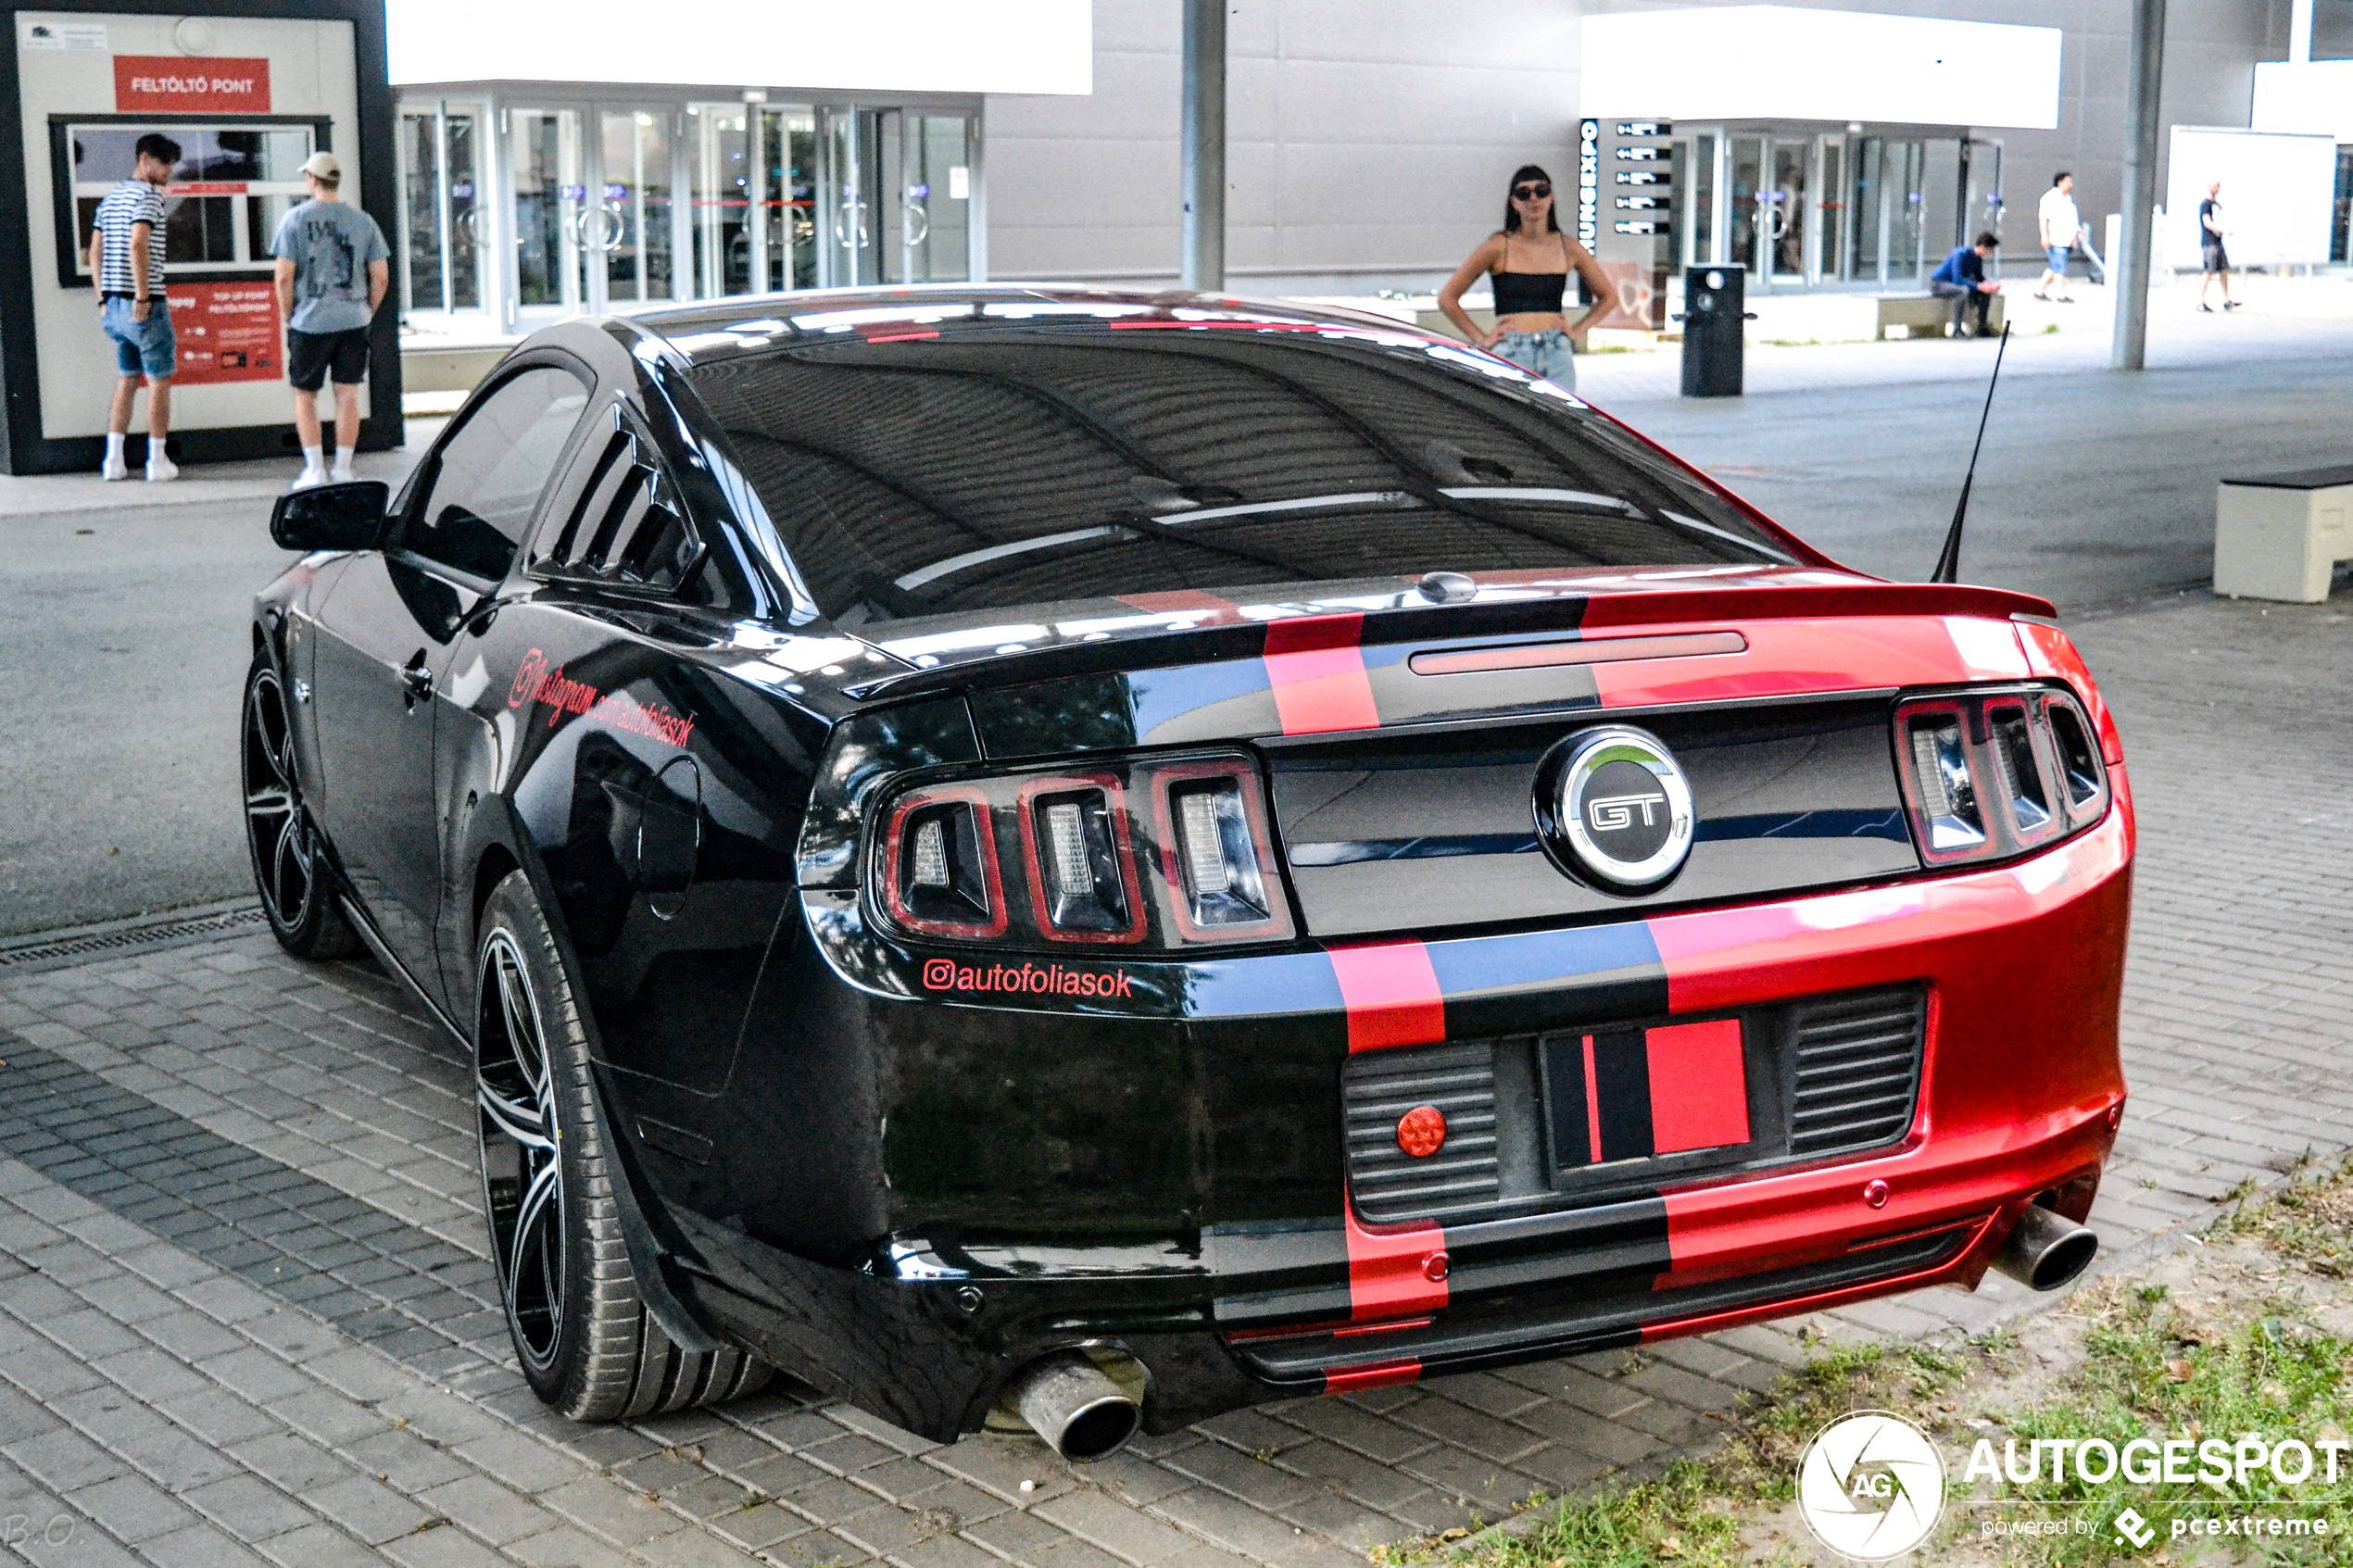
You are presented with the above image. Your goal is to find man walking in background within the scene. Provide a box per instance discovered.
[271,151,389,490]
[2035,171,2081,303]
[1931,232,2003,337]
[2198,181,2239,312]
[89,132,182,482]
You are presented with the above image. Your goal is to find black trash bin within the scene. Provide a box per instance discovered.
[1680,267,1746,397]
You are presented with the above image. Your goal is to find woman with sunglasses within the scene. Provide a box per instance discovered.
[1437,164,1613,389]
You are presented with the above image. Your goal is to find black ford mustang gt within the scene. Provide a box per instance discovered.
[246,287,2129,1458]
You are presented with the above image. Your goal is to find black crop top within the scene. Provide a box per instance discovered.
[1491,233,1572,315]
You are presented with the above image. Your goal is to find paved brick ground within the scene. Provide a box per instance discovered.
[2,583,2349,1568]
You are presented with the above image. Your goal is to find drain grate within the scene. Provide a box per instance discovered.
[0,905,271,972]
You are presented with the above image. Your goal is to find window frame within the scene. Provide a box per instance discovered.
[391,351,598,592]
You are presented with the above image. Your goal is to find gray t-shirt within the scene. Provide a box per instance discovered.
[270,198,389,334]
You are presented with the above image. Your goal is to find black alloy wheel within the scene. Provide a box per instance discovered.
[472,872,771,1419]
[241,655,359,958]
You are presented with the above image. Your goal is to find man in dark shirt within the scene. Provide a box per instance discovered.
[2198,182,2237,311]
[1931,232,2002,337]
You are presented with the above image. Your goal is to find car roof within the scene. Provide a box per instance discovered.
[603,284,1431,369]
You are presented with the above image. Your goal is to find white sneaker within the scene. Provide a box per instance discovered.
[145,454,178,483]
[292,466,327,491]
[100,455,129,481]
[330,465,354,484]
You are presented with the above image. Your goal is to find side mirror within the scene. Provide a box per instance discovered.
[271,480,390,552]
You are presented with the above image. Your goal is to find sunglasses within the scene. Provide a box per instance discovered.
[1513,182,1552,200]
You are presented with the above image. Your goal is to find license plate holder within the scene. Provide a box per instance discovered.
[1541,1016,1755,1178]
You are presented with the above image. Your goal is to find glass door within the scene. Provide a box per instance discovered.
[691,103,754,298]
[1852,136,1885,285]
[875,110,973,283]
[1766,138,1807,285]
[1890,139,1927,284]
[1729,135,1764,275]
[597,109,674,308]
[511,108,585,318]
[754,107,817,292]
[1818,137,1846,282]
[821,107,876,287]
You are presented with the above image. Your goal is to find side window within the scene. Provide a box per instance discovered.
[404,366,591,580]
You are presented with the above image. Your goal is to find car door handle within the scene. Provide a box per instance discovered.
[399,652,433,709]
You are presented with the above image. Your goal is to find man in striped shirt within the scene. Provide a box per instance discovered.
[86,132,181,481]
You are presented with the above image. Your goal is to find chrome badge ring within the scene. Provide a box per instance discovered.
[1544,725,1696,892]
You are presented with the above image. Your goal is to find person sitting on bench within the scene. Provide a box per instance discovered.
[1931,233,2003,338]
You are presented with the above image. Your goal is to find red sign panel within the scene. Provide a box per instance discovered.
[113,56,271,114]
[164,282,283,384]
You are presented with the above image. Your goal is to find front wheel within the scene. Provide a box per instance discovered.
[472,872,770,1420]
[242,654,359,959]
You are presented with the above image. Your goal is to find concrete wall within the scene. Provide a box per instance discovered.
[982,0,1582,294]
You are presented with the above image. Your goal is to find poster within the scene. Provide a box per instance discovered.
[164,282,283,384]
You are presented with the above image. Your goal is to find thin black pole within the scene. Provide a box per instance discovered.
[1931,320,2011,584]
[2112,0,2167,370]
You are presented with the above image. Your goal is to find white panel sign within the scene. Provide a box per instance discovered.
[387,0,1091,94]
[1582,6,2061,130]
[2163,127,2338,271]
[2252,59,2353,143]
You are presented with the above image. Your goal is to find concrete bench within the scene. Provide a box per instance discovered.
[2215,466,2353,603]
[1874,293,2006,340]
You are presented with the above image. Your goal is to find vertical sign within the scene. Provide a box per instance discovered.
[1578,119,1601,247]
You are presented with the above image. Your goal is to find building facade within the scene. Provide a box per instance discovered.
[384,0,2351,331]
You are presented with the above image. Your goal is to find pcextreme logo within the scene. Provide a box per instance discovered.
[1796,1411,1946,1561]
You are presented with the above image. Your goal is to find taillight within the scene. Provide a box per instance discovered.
[871,754,1294,950]
[1150,762,1290,943]
[880,785,1006,937]
[1894,687,2108,867]
[1016,776,1144,942]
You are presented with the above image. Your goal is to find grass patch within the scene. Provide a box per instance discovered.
[1378,1342,1969,1568]
[2214,1154,2353,1276]
[1978,1279,2353,1564]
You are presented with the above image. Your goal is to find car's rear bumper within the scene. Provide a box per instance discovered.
[686,771,2130,1439]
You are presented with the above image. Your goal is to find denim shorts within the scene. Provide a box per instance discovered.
[1492,329,1575,390]
[102,297,176,380]
[2045,245,2070,273]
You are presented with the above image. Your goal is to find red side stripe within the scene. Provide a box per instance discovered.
[1322,1359,1422,1394]
[1644,1020,1749,1154]
[1264,613,1380,734]
[1581,1035,1604,1164]
[1328,943,1445,1053]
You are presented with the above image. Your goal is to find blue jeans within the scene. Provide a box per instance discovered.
[102,297,176,380]
[1492,329,1575,391]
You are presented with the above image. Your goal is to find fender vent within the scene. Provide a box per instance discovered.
[1787,986,1926,1158]
[1343,1040,1502,1223]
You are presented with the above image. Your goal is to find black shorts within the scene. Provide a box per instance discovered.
[287,327,370,392]
[2202,241,2230,275]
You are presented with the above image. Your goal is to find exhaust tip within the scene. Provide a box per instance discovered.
[1994,1203,2098,1292]
[1008,1351,1142,1463]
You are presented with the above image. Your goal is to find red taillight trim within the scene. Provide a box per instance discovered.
[876,784,1008,940]
[1012,772,1149,945]
[1143,758,1296,946]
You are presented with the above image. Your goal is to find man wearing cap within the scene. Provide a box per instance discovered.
[271,151,389,489]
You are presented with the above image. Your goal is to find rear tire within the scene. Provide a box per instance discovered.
[473,872,771,1420]
[242,654,360,960]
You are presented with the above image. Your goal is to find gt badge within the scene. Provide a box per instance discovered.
[1538,724,1695,893]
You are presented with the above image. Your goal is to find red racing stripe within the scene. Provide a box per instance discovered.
[1322,1360,1422,1394]
[1327,942,1445,1053]
[1343,1204,1447,1322]
[1264,613,1379,734]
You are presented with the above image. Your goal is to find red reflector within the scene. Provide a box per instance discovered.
[1395,1105,1447,1159]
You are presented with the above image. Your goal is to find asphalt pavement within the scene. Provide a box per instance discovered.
[3,307,2350,936]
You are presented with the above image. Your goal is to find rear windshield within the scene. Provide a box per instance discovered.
[682,312,1802,626]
